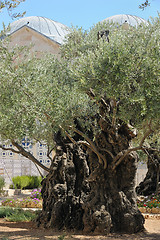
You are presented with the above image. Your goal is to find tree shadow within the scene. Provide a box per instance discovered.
[0,220,160,240]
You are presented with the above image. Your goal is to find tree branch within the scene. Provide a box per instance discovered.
[34,163,44,178]
[112,126,153,171]
[139,0,150,10]
[33,137,55,162]
[59,125,77,145]
[0,144,21,154]
[111,98,117,127]
[98,147,114,159]
[47,145,55,162]
[73,128,107,169]
[11,140,50,172]
[78,140,103,165]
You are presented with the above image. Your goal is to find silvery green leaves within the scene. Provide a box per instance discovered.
[1,15,160,152]
[64,17,160,130]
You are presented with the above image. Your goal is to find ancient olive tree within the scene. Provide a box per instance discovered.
[0,16,160,233]
[39,19,159,233]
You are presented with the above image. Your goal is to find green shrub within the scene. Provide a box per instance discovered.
[12,175,42,189]
[0,176,5,191]
[30,189,42,199]
[33,176,41,189]
[9,184,14,189]
[20,176,31,189]
[0,207,39,222]
[5,209,38,222]
[0,207,15,218]
[12,176,21,189]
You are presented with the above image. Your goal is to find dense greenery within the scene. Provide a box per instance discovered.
[0,15,159,170]
[0,207,39,222]
[62,20,160,125]
[11,175,42,189]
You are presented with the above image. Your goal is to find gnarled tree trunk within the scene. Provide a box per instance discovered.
[37,121,144,234]
[136,149,160,196]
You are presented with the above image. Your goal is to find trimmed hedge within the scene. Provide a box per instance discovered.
[12,175,42,189]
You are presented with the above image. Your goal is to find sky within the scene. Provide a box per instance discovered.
[0,0,160,30]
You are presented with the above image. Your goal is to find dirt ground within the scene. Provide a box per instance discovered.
[0,217,160,240]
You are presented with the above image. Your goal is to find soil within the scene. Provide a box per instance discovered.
[0,217,160,240]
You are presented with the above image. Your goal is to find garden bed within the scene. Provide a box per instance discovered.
[139,207,160,214]
[1,189,42,208]
[1,198,42,208]
[137,194,160,214]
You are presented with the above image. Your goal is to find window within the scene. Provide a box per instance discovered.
[21,137,31,147]
[2,152,6,156]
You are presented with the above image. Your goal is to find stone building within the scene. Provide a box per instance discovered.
[7,16,70,56]
[102,14,147,27]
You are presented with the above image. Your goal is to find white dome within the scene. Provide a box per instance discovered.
[102,14,147,27]
[8,16,70,44]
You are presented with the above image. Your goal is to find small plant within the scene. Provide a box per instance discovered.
[0,207,16,218]
[5,209,38,222]
[30,189,42,200]
[0,176,5,193]
[1,199,17,207]
[58,234,66,240]
[0,207,39,222]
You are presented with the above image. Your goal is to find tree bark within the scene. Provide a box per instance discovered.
[37,122,144,234]
[136,149,160,196]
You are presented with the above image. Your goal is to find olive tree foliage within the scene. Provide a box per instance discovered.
[139,0,150,10]
[61,17,160,151]
[0,0,26,18]
[0,15,160,173]
[0,34,94,171]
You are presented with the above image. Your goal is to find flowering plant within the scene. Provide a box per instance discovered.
[2,197,42,208]
[137,194,160,209]
[30,189,42,200]
[1,199,18,207]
